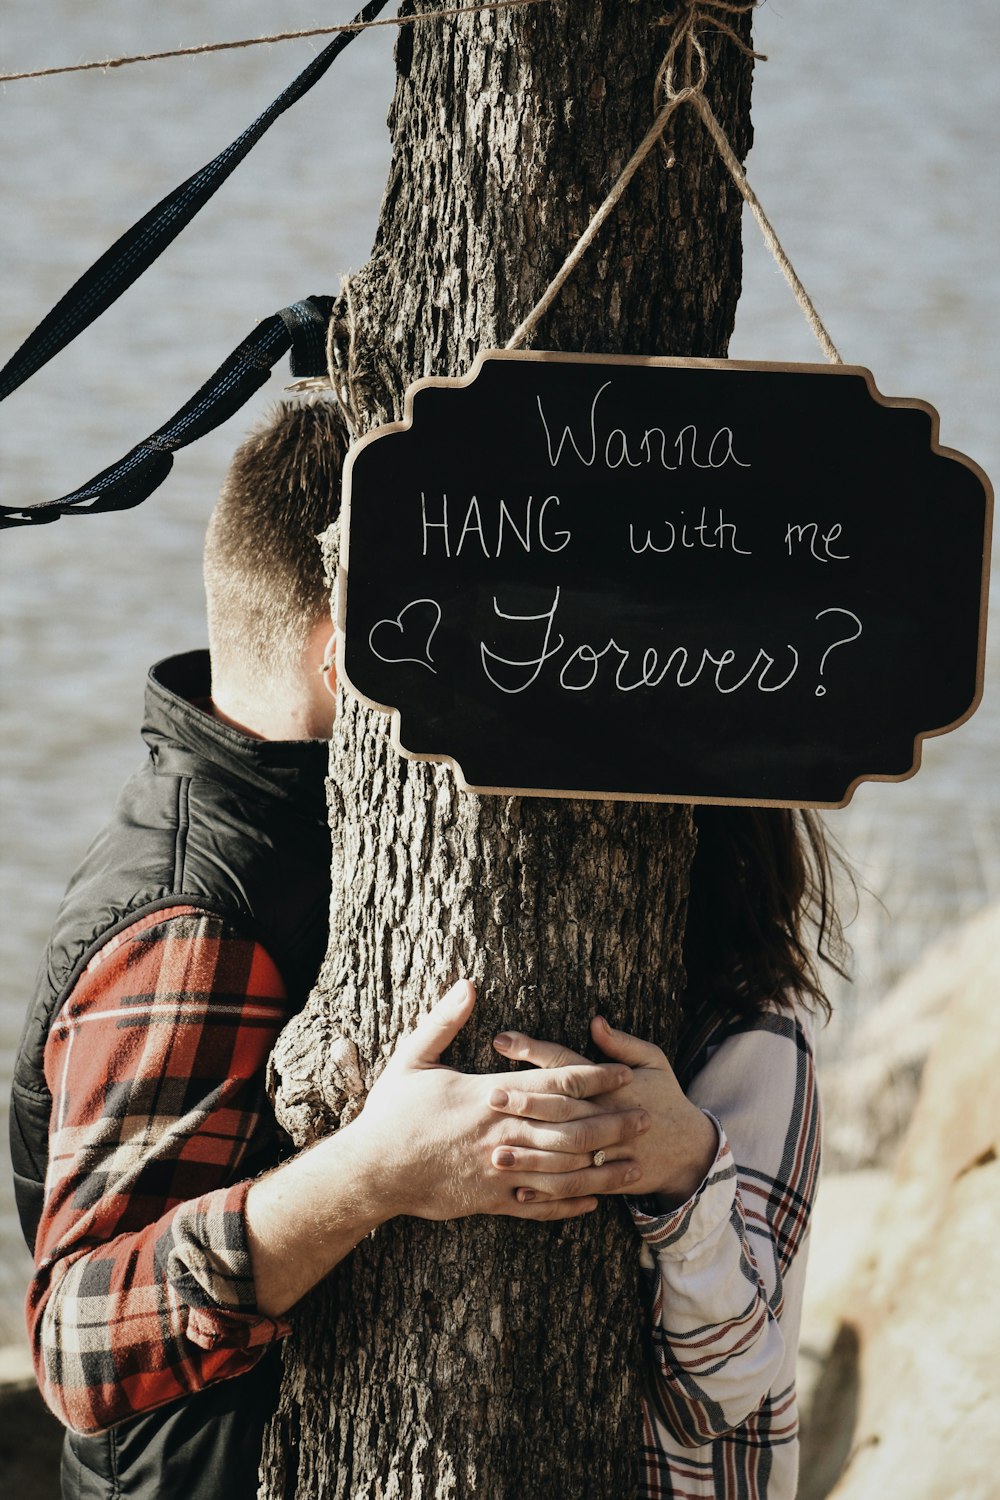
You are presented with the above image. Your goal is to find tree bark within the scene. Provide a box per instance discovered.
[261,3,753,1496]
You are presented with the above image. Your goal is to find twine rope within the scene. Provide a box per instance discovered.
[689,91,841,362]
[508,0,842,364]
[0,0,549,85]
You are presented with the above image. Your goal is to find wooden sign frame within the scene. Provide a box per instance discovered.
[336,349,993,809]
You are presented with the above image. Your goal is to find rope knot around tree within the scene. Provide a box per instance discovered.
[653,0,765,162]
[652,0,765,66]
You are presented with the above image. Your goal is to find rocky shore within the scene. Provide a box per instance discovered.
[799,899,1000,1499]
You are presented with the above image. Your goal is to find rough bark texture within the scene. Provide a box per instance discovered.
[261,3,753,1496]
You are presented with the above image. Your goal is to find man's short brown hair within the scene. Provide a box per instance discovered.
[204,397,350,691]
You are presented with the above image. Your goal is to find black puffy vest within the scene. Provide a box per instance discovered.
[9,651,332,1500]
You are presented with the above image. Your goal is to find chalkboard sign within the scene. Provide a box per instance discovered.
[337,351,992,807]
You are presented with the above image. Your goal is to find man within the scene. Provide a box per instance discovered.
[10,399,653,1499]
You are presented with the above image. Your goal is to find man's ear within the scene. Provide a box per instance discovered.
[320,629,338,698]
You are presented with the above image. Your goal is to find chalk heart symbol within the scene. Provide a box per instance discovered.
[368,598,441,674]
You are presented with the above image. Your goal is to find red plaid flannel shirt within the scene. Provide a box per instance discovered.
[29,906,292,1433]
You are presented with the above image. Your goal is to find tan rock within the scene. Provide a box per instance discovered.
[819,899,1000,1171]
[809,903,1000,1500]
[797,1169,891,1420]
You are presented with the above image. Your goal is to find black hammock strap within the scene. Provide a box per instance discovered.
[0,296,334,530]
[0,0,390,404]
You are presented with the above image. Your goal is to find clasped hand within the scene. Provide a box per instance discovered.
[351,980,718,1225]
[492,1009,719,1209]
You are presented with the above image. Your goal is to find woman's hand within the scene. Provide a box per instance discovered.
[350,982,652,1223]
[491,1015,719,1208]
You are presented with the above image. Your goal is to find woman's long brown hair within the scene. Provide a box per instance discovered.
[683,807,853,1019]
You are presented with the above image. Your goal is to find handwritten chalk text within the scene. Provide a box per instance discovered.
[421,492,571,558]
[537,381,751,472]
[630,507,752,555]
[480,589,800,697]
[785,521,849,561]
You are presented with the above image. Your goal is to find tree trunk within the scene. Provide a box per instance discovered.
[261,2,753,1495]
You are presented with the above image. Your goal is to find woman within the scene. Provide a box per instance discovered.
[488,807,851,1500]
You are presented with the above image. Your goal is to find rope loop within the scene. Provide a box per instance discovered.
[655,8,710,104]
[653,1,762,164]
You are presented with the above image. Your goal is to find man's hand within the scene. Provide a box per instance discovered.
[490,1015,719,1208]
[349,980,649,1223]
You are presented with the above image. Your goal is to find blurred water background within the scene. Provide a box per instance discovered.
[0,0,996,1340]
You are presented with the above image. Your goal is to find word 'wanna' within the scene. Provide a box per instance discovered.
[536,381,751,471]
